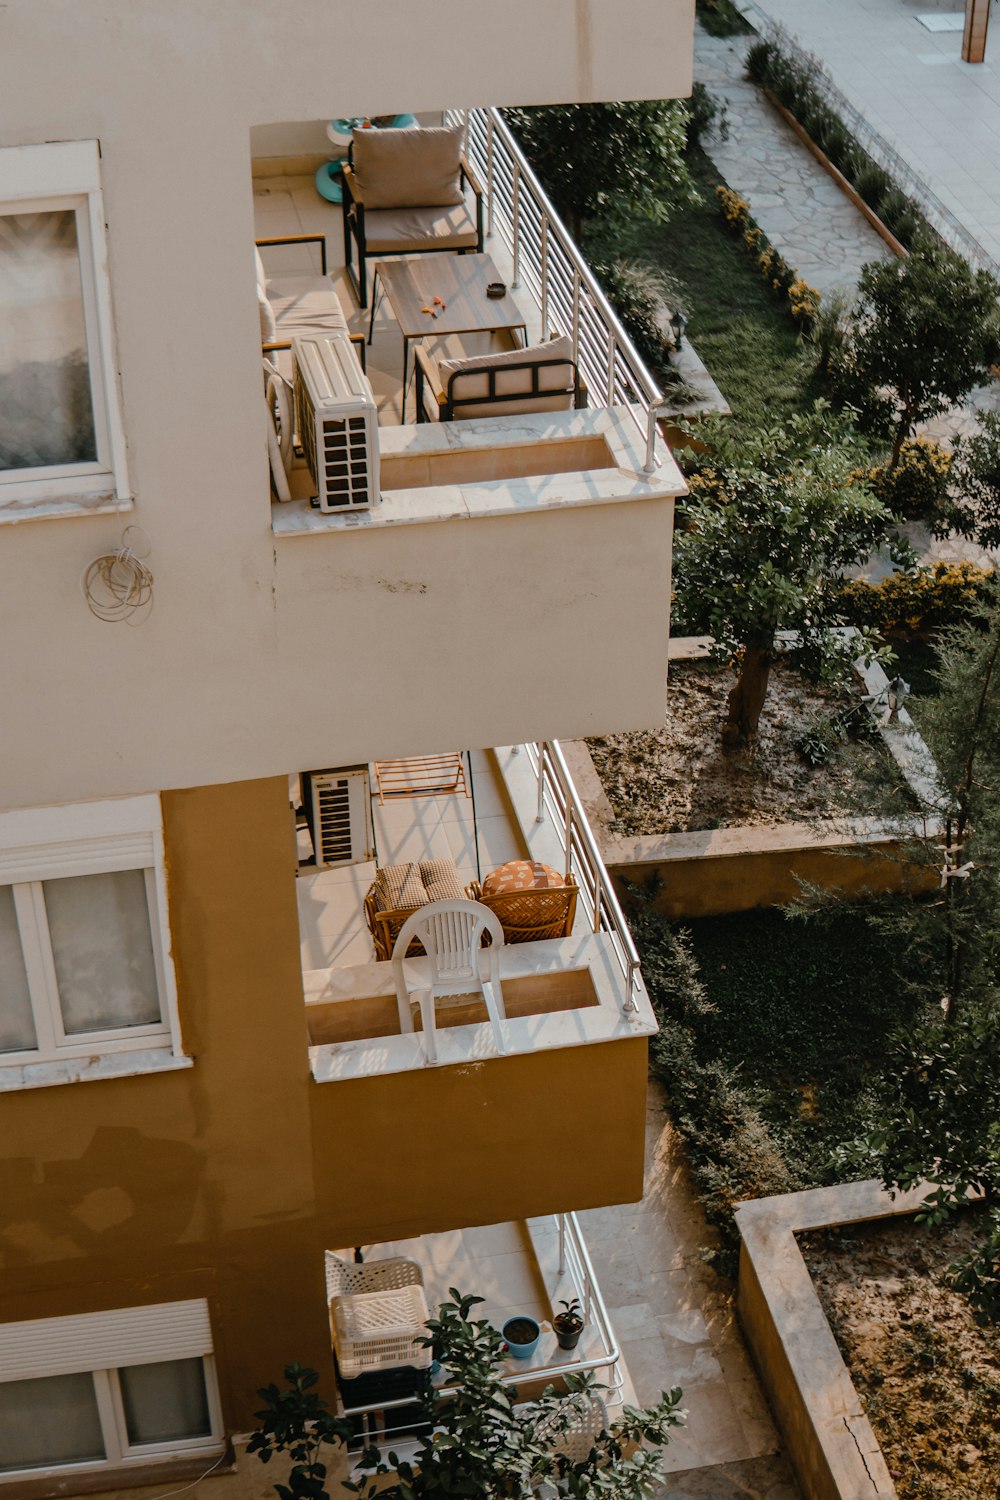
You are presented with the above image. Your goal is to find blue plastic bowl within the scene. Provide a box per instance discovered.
[502,1316,541,1360]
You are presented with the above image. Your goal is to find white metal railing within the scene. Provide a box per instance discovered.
[524,739,642,1014]
[446,106,665,441]
[339,1212,623,1450]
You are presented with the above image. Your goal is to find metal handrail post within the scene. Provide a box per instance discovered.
[511,162,521,287]
[486,112,495,238]
[540,214,549,335]
[536,741,546,823]
[606,333,616,406]
[571,269,581,362]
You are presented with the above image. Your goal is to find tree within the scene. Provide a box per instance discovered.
[250,1292,684,1500]
[504,101,695,243]
[672,406,900,747]
[947,408,1000,550]
[838,242,1000,468]
[808,597,1000,1317]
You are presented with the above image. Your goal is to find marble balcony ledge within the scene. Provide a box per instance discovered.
[306,929,656,1083]
[271,406,685,536]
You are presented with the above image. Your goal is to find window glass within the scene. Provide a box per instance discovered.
[0,208,97,472]
[44,869,160,1034]
[0,884,35,1052]
[0,1372,104,1472]
[119,1358,211,1446]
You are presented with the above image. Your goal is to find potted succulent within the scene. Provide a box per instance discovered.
[552,1297,584,1351]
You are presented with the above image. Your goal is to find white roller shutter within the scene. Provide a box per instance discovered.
[0,1299,213,1382]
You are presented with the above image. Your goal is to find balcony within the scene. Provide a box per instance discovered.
[297,740,653,1074]
[251,111,684,761]
[328,1211,625,1453]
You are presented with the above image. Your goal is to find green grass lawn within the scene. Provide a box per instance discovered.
[585,147,825,428]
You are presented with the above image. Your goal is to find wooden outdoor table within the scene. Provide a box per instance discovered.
[373,252,526,401]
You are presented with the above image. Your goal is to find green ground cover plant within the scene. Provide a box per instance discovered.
[627,895,930,1273]
[586,147,825,427]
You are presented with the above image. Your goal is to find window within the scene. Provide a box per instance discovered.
[0,795,184,1080]
[0,140,128,513]
[0,1301,223,1480]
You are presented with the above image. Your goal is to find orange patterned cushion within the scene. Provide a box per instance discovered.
[481,860,564,896]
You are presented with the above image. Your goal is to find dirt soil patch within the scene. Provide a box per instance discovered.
[805,1211,1000,1500]
[588,660,903,834]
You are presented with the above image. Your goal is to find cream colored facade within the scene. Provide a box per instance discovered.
[0,0,692,1493]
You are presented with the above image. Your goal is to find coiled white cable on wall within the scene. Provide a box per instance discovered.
[82,525,154,624]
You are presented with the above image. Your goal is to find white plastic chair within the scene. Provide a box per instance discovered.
[391,898,507,1063]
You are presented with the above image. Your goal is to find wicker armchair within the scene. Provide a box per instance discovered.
[467,872,578,944]
[364,858,470,961]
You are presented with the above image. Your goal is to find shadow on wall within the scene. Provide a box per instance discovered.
[0,1126,204,1268]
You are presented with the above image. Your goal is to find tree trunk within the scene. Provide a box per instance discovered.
[721,644,773,748]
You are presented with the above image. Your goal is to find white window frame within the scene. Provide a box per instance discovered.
[0,794,183,1069]
[0,1300,224,1482]
[0,139,129,509]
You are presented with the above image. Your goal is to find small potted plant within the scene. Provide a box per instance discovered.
[552,1297,584,1351]
[501,1315,541,1360]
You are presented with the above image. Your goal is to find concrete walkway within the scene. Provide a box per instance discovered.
[580,1083,801,1500]
[743,0,1000,269]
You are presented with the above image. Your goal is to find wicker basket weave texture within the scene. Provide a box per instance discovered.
[325,1255,431,1379]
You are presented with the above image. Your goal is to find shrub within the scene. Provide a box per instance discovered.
[850,437,954,523]
[696,0,752,38]
[835,562,996,638]
[715,185,820,332]
[682,82,728,151]
[593,258,674,373]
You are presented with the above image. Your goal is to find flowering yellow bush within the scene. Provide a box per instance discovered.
[837,562,995,637]
[715,184,820,330]
[850,438,953,521]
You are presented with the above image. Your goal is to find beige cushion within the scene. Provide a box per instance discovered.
[266,275,350,340]
[352,125,464,209]
[373,859,465,913]
[362,201,479,255]
[438,334,577,419]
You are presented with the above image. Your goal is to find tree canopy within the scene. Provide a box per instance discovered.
[673,406,901,745]
[504,100,695,242]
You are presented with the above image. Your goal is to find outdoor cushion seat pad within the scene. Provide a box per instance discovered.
[265,276,350,339]
[373,859,465,913]
[351,125,464,209]
[363,201,479,255]
[434,333,577,419]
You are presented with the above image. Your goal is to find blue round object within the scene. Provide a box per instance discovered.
[315,159,346,204]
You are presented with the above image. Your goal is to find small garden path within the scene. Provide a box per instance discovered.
[694,20,1000,576]
[695,26,890,296]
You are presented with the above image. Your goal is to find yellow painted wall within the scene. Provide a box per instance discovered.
[0,777,647,1433]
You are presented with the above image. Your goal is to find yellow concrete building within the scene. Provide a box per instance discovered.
[0,2,692,1493]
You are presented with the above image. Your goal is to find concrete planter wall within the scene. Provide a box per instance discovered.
[735,1180,937,1500]
[568,637,943,920]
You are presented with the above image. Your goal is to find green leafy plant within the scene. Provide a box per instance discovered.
[696,0,752,38]
[682,82,729,152]
[833,245,1000,466]
[673,405,900,745]
[850,437,954,524]
[504,101,696,242]
[251,1293,685,1500]
[949,409,1000,551]
[715,185,820,331]
[593,258,676,374]
[949,1211,1000,1322]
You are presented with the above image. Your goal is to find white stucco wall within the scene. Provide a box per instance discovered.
[0,0,690,809]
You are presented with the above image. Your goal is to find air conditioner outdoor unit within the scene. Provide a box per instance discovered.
[293,335,380,511]
[301,766,374,869]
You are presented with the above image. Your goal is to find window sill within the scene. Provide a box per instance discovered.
[0,493,133,527]
[0,1444,232,1499]
[0,1048,192,1093]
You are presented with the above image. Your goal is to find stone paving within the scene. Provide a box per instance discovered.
[695,27,891,295]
